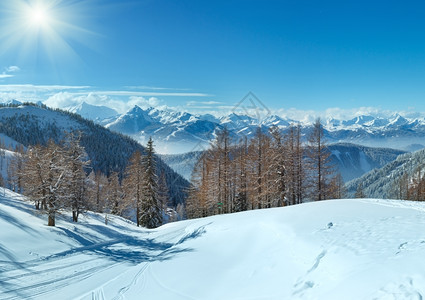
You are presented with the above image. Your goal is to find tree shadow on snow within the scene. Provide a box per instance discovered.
[0,196,37,218]
[46,224,208,265]
[0,208,38,235]
[0,244,33,300]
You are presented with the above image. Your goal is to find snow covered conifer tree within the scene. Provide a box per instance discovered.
[140,137,162,228]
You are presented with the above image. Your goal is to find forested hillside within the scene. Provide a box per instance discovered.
[0,103,189,207]
[346,148,425,199]
[328,143,405,182]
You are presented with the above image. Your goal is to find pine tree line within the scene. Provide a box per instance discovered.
[186,119,345,219]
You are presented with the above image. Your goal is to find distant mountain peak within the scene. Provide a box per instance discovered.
[68,101,118,121]
[1,99,22,106]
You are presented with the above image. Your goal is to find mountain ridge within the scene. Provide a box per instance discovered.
[99,105,425,153]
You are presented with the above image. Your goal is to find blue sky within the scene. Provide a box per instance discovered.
[1,0,425,118]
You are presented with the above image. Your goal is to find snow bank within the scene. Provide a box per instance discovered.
[1,191,425,299]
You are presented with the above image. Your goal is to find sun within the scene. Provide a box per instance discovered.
[0,0,99,69]
[30,6,49,26]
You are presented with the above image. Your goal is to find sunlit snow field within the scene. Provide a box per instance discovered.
[1,189,425,299]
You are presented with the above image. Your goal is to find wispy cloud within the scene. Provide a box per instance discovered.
[186,100,223,106]
[5,66,20,73]
[0,84,211,113]
[0,84,90,92]
[0,84,208,97]
[44,92,167,113]
[71,90,211,97]
[0,66,20,79]
[126,85,192,91]
[7,83,416,122]
[182,100,236,115]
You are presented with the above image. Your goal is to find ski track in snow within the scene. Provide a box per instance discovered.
[1,232,190,300]
[90,288,106,300]
[0,242,124,300]
[0,191,193,300]
[373,277,423,300]
[114,262,150,300]
[110,225,206,300]
[292,250,327,297]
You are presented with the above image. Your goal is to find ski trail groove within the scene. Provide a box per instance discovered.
[113,262,150,300]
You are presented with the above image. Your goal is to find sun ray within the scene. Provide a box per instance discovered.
[0,0,100,73]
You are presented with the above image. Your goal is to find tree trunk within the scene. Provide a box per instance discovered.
[72,210,78,222]
[48,210,55,226]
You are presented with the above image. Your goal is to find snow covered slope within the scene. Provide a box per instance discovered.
[2,190,425,299]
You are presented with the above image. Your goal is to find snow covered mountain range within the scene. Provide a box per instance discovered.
[4,99,424,154]
[63,101,425,154]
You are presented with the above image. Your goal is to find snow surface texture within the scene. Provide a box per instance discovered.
[2,190,425,299]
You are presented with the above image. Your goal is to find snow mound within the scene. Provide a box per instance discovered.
[1,191,425,299]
